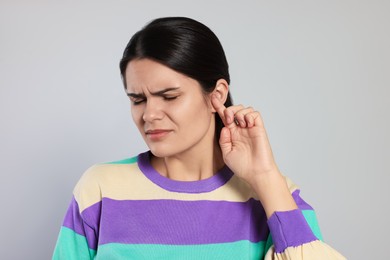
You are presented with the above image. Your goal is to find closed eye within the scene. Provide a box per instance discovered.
[130,97,146,105]
[163,96,178,101]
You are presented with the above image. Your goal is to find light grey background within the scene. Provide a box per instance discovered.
[1,1,389,259]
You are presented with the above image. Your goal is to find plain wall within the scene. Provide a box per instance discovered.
[1,1,389,259]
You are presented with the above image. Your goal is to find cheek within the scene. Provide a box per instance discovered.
[172,96,210,125]
[131,107,143,127]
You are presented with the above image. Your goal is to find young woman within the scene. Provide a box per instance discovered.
[53,17,345,259]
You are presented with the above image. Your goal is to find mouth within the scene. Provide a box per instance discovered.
[145,129,172,140]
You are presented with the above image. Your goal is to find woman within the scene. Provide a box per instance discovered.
[53,17,345,259]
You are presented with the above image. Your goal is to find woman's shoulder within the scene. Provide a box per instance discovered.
[77,154,140,183]
[72,154,142,208]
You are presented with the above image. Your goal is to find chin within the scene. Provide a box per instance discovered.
[147,144,179,158]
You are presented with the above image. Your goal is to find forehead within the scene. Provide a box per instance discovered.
[125,59,199,93]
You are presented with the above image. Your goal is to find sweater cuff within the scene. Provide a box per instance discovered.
[267,209,318,253]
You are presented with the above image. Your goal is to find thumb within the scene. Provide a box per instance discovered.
[219,127,232,157]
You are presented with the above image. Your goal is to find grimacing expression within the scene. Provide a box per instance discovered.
[125,59,216,158]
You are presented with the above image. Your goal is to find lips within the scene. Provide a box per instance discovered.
[145,129,172,140]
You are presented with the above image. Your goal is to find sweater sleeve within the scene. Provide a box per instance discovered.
[53,165,103,260]
[263,182,346,259]
[52,197,98,260]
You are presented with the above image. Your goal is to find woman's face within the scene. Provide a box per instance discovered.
[125,59,215,158]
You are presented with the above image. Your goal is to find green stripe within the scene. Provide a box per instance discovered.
[302,209,323,241]
[103,155,138,165]
[96,241,266,260]
[264,209,323,252]
[52,227,96,259]
[265,234,274,255]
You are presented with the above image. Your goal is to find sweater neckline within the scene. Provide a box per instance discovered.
[137,151,234,194]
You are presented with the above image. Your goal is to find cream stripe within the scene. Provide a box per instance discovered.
[74,163,299,212]
[264,240,346,260]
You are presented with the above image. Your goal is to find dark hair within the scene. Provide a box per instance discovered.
[119,17,233,141]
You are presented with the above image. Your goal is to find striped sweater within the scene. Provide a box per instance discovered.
[53,151,345,259]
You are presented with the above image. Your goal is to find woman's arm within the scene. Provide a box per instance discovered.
[53,166,102,260]
[211,94,298,216]
[53,197,97,260]
[211,95,346,259]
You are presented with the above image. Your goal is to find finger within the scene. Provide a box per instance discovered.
[244,111,261,128]
[211,95,237,126]
[211,94,229,125]
[233,107,255,127]
[223,104,246,126]
[252,111,264,128]
[219,127,232,156]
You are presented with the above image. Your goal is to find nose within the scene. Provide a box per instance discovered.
[142,99,163,122]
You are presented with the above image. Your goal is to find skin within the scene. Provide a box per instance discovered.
[125,58,224,181]
[125,58,297,218]
[211,96,298,217]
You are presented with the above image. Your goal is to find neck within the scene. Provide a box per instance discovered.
[151,140,225,181]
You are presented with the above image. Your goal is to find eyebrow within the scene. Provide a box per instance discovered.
[127,87,180,98]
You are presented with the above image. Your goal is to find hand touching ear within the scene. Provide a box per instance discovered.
[211,94,277,181]
[211,95,297,218]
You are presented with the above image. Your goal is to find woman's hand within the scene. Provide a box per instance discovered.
[211,94,278,184]
[211,95,297,217]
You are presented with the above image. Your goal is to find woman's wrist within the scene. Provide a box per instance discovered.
[249,171,298,218]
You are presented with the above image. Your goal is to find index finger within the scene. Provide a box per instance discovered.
[211,94,233,125]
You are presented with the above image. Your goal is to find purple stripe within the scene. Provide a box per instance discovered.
[267,209,318,253]
[137,151,234,193]
[292,190,313,210]
[85,198,268,245]
[62,197,99,250]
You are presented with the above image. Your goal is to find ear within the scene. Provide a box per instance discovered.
[209,79,229,113]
